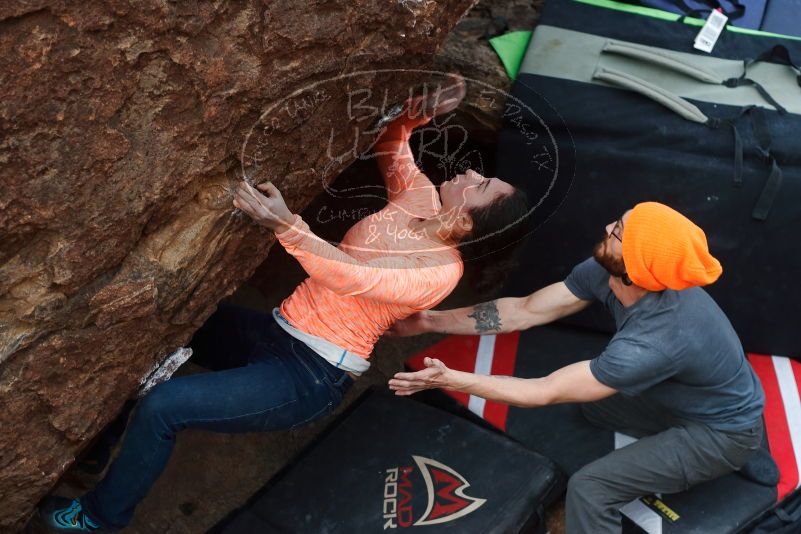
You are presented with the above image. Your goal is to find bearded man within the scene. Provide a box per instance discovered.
[388,202,769,534]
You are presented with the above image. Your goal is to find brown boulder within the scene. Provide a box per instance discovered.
[0,0,477,528]
[435,0,542,140]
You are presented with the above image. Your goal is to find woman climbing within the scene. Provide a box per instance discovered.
[38,75,531,532]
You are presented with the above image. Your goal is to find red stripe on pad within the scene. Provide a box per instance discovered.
[407,336,480,408]
[788,358,801,497]
[748,353,798,500]
[406,334,520,431]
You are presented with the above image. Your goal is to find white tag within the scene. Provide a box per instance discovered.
[693,9,728,54]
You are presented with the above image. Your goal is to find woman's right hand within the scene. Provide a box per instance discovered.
[233,181,295,234]
[385,311,431,337]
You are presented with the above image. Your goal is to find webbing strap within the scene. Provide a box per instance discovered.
[707,105,752,187]
[773,494,801,522]
[701,0,744,21]
[669,0,744,22]
[748,107,782,221]
[711,107,784,221]
[750,105,772,153]
[756,45,801,88]
[676,8,711,24]
[724,73,788,115]
[723,46,801,115]
[752,159,783,221]
[706,105,782,220]
[731,121,743,186]
[774,507,793,523]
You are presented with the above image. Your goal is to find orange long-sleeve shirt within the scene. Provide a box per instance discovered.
[276,119,463,358]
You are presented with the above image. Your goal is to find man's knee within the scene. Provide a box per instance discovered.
[566,466,628,534]
[566,470,587,504]
[567,464,605,506]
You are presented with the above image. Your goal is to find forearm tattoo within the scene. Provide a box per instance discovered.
[467,301,502,334]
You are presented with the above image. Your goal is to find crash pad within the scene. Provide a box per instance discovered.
[212,389,564,533]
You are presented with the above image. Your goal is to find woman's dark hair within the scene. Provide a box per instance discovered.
[457,187,531,295]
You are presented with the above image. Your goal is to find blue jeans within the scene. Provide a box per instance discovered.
[81,303,353,530]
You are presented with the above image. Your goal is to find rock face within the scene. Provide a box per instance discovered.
[0,0,476,528]
[435,0,542,140]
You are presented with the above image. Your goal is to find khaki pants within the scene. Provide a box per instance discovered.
[565,394,763,534]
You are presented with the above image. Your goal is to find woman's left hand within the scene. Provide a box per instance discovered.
[389,357,458,396]
[233,181,294,233]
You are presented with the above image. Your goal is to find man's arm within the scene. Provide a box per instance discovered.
[389,357,617,407]
[390,281,592,336]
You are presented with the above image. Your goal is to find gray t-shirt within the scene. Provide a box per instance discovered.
[564,257,764,432]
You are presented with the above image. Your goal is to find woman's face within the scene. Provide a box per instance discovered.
[438,169,514,215]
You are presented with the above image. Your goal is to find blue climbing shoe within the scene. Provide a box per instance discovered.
[38,496,108,532]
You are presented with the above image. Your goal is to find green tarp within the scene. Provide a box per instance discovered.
[488,30,533,80]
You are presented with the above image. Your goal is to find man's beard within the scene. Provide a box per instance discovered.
[593,237,627,277]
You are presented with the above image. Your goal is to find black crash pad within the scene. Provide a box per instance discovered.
[407,326,781,533]
[212,389,564,534]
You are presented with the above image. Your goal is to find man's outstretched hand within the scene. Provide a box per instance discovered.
[233,181,294,233]
[389,357,464,396]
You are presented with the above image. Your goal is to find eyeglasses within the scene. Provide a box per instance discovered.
[610,218,624,243]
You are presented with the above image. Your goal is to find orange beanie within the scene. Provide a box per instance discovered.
[621,202,722,291]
